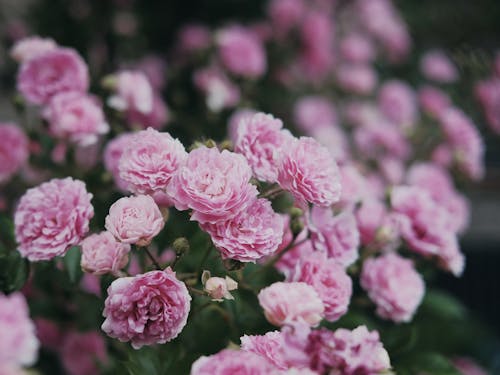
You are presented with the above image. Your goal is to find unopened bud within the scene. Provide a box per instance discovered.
[289,207,303,219]
[204,139,217,148]
[203,276,238,301]
[219,140,233,151]
[172,237,189,256]
[290,217,304,237]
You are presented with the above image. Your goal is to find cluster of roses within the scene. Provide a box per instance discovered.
[0,0,493,374]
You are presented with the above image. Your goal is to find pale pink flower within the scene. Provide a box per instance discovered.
[217,25,267,78]
[234,112,293,182]
[310,207,359,268]
[34,318,63,351]
[104,195,164,246]
[17,48,89,105]
[101,268,191,349]
[80,231,130,276]
[278,137,341,207]
[108,70,154,114]
[290,253,352,322]
[43,91,108,146]
[275,232,315,278]
[0,292,39,368]
[339,33,375,64]
[241,331,287,370]
[126,94,170,130]
[420,49,458,83]
[378,80,417,128]
[439,108,484,181]
[356,198,400,249]
[336,164,369,210]
[191,349,277,374]
[361,253,425,322]
[176,24,212,54]
[258,281,325,327]
[203,276,238,301]
[135,55,167,91]
[336,64,378,95]
[310,126,350,163]
[194,66,240,112]
[118,128,187,195]
[61,331,108,375]
[307,326,391,374]
[407,163,470,233]
[0,123,29,183]
[475,78,500,134]
[293,96,337,134]
[15,178,93,261]
[452,357,489,375]
[103,132,136,191]
[167,146,257,224]
[268,0,305,36]
[10,36,57,62]
[227,108,257,143]
[354,121,410,160]
[418,85,451,118]
[431,143,453,168]
[201,198,284,262]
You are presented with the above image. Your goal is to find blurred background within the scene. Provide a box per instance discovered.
[1,0,500,371]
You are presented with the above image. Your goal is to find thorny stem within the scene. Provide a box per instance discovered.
[259,185,284,199]
[188,286,206,296]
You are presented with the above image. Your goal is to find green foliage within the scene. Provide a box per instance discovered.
[62,246,83,284]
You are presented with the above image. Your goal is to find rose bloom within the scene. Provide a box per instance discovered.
[204,276,238,301]
[310,207,360,268]
[167,146,257,224]
[101,268,191,349]
[339,33,375,64]
[176,24,212,55]
[293,95,337,134]
[10,36,57,62]
[191,349,277,374]
[234,112,293,182]
[80,231,130,276]
[17,47,89,105]
[217,25,267,78]
[15,178,94,261]
[0,123,29,183]
[126,94,170,130]
[420,49,458,83]
[336,64,378,95]
[241,331,287,370]
[227,108,257,143]
[42,91,109,146]
[258,281,325,327]
[103,132,135,191]
[307,326,391,375]
[118,127,187,194]
[418,85,451,118]
[267,0,305,36]
[356,198,400,250]
[34,318,63,351]
[278,137,341,207]
[275,232,315,278]
[105,195,164,246]
[0,292,39,368]
[193,66,241,112]
[475,78,500,135]
[202,198,284,262]
[361,253,425,322]
[108,70,154,114]
[61,331,108,375]
[290,253,352,322]
[378,80,417,129]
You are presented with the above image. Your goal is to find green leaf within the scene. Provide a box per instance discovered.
[0,215,15,247]
[395,352,461,375]
[421,290,466,320]
[63,246,83,284]
[0,250,30,293]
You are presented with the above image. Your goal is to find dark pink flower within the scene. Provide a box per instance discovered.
[61,331,108,375]
[0,123,29,183]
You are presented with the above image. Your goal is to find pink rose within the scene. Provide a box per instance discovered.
[107,70,154,114]
[420,49,458,83]
[378,80,417,128]
[61,331,108,375]
[278,137,341,207]
[475,78,500,134]
[310,207,360,268]
[290,253,352,322]
[227,108,257,143]
[361,253,425,322]
[234,112,293,182]
[126,94,170,130]
[80,231,131,276]
[241,331,287,370]
[191,349,277,374]
[275,231,315,278]
[258,281,325,327]
[105,195,164,246]
[15,178,94,261]
[217,25,267,78]
[17,47,89,105]
[307,326,391,375]
[201,198,284,262]
[267,0,305,37]
[339,33,375,64]
[176,24,212,54]
[0,123,29,183]
[354,121,410,160]
[356,198,400,250]
[42,91,109,146]
[336,64,378,95]
[118,128,187,195]
[167,146,258,224]
[418,85,451,118]
[193,66,240,112]
[439,108,484,181]
[452,357,489,375]
[293,96,337,134]
[101,268,191,349]
[103,132,136,191]
[0,292,39,369]
[34,318,63,351]
[10,36,57,62]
